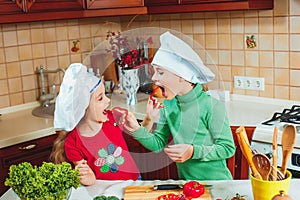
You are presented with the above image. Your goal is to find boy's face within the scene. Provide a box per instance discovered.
[151,65,181,100]
[86,82,111,123]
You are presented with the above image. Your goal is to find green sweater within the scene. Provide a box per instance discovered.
[133,84,236,180]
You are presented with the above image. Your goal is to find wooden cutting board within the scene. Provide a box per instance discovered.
[124,185,212,200]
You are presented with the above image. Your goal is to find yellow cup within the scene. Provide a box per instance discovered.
[250,170,291,200]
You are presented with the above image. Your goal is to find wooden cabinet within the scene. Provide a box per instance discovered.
[124,125,255,180]
[0,134,57,196]
[146,0,274,14]
[86,0,144,9]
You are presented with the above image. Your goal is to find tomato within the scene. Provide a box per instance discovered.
[231,193,245,200]
[157,193,179,200]
[183,181,205,198]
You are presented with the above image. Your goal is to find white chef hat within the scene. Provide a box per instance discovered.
[54,63,101,131]
[151,31,215,84]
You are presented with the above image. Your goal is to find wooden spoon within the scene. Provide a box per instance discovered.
[281,124,296,176]
[252,153,272,180]
[272,126,278,181]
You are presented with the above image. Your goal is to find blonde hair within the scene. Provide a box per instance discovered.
[50,130,69,164]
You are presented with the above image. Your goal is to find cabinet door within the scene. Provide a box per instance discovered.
[87,0,144,9]
[0,134,57,196]
[26,0,84,13]
[145,0,177,6]
[0,0,23,15]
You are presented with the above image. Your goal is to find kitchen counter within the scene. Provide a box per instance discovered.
[0,94,299,149]
[1,179,300,200]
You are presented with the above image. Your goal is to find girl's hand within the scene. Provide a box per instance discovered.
[75,160,96,185]
[164,144,194,163]
[123,112,140,133]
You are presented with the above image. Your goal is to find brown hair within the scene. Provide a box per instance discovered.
[50,130,69,164]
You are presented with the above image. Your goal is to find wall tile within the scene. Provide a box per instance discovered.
[259,51,273,68]
[231,34,244,50]
[290,69,300,86]
[0,64,7,79]
[18,45,33,60]
[5,46,19,62]
[0,95,9,108]
[274,0,288,16]
[260,84,274,98]
[0,48,5,64]
[217,19,230,33]
[290,34,300,51]
[3,31,17,47]
[192,20,204,34]
[32,43,45,59]
[23,90,38,103]
[17,30,31,45]
[290,51,300,69]
[274,85,289,100]
[8,77,22,93]
[274,34,289,51]
[231,18,244,33]
[0,80,8,95]
[245,51,259,67]
[9,92,23,106]
[219,50,231,65]
[259,18,273,33]
[44,27,56,42]
[290,0,300,16]
[205,34,217,49]
[259,34,274,50]
[205,19,217,33]
[275,68,289,85]
[290,87,300,101]
[68,26,80,40]
[232,50,244,66]
[22,75,36,90]
[56,26,68,41]
[260,67,274,84]
[245,18,258,33]
[20,60,34,75]
[31,28,44,43]
[290,16,300,33]
[274,52,289,68]
[274,17,289,34]
[218,34,231,49]
[45,42,58,57]
[7,62,21,78]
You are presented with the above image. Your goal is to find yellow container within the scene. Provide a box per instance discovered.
[250,170,291,200]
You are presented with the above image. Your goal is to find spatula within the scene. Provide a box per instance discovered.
[236,126,262,180]
[252,153,271,180]
[281,124,296,176]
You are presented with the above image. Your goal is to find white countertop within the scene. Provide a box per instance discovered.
[1,179,300,200]
[0,94,299,149]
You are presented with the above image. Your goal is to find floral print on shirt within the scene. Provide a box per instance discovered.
[94,143,124,173]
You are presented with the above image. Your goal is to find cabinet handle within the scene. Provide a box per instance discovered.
[19,144,37,150]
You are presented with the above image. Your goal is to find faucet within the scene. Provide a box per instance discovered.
[36,64,65,107]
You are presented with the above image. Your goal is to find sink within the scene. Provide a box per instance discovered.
[32,103,55,118]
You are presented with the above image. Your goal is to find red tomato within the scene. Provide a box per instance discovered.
[183,181,205,198]
[157,193,180,200]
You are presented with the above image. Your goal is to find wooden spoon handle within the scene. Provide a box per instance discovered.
[272,126,278,181]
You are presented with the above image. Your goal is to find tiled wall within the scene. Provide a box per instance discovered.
[0,0,300,109]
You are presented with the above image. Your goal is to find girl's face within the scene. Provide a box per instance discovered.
[151,65,181,100]
[86,82,111,123]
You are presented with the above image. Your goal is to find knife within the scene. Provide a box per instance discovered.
[153,184,212,190]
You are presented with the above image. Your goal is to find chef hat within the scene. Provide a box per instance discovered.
[54,63,101,131]
[151,31,215,84]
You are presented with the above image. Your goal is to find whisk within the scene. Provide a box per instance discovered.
[268,166,285,181]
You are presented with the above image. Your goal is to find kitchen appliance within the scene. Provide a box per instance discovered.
[251,105,300,178]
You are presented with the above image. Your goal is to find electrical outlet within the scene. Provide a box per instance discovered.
[234,76,265,91]
[234,76,245,89]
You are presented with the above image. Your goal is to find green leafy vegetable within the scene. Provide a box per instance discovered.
[5,162,80,200]
[93,195,120,200]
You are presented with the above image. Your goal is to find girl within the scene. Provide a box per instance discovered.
[50,63,152,185]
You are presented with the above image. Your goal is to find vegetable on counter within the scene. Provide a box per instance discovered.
[183,181,205,198]
[5,162,80,200]
[93,195,120,200]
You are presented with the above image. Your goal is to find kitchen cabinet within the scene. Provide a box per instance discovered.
[146,0,274,14]
[86,0,144,9]
[0,134,57,196]
[123,126,254,180]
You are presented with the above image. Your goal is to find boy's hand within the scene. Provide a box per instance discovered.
[164,144,194,163]
[123,112,140,133]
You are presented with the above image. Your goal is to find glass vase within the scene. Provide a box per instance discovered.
[122,68,140,105]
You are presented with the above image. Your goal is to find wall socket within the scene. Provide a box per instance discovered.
[234,76,265,91]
